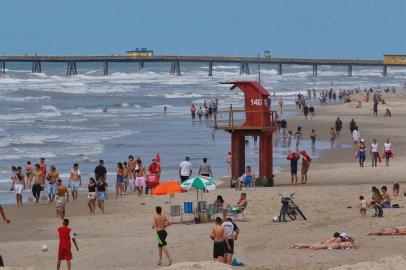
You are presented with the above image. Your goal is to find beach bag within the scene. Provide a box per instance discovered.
[232,258,245,266]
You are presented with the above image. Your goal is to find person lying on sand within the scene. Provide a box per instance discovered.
[292,237,354,250]
[368,226,406,236]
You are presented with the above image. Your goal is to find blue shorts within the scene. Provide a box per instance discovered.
[117,175,124,183]
[48,183,56,196]
[97,192,105,201]
[71,181,80,192]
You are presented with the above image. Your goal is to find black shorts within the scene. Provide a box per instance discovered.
[213,241,225,258]
[224,239,234,254]
[291,167,297,175]
[157,230,167,247]
[180,176,189,183]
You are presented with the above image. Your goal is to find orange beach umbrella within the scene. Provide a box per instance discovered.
[152,181,182,196]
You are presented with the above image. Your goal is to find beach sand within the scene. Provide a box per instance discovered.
[1,92,406,270]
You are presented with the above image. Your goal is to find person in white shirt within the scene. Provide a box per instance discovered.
[179,156,192,183]
[371,139,379,167]
[383,138,392,166]
[352,127,360,148]
[222,217,240,265]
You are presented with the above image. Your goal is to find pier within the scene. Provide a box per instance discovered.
[0,55,403,76]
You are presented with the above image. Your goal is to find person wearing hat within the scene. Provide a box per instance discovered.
[300,150,311,184]
[357,139,367,167]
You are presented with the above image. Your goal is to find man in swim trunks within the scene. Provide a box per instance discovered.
[46,165,59,204]
[32,163,44,204]
[39,158,47,182]
[11,166,24,207]
[69,163,81,203]
[152,206,172,266]
[56,179,69,220]
[222,217,240,264]
[57,219,79,270]
[211,217,228,262]
[0,203,10,223]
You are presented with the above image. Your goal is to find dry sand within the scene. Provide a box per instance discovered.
[1,92,406,270]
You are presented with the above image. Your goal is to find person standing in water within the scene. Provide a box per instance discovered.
[335,117,343,138]
[152,206,172,266]
[69,163,81,203]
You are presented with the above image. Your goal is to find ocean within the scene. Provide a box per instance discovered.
[0,61,405,203]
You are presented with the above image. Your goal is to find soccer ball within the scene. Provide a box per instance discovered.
[42,245,48,252]
[272,216,279,222]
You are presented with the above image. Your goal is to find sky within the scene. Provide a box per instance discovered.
[0,0,405,58]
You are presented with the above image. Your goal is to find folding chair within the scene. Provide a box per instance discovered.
[227,202,248,221]
[207,203,217,221]
[170,205,182,223]
[198,201,208,222]
[183,201,194,223]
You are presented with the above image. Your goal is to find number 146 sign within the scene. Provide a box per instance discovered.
[250,98,268,106]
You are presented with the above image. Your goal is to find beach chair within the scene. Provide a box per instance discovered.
[227,202,248,221]
[183,201,194,223]
[170,205,182,223]
[207,203,218,221]
[198,201,208,223]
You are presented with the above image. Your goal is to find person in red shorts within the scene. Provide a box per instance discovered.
[57,219,79,270]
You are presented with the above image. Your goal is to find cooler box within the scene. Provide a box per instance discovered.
[146,174,160,189]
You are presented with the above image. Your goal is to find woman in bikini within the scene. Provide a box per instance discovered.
[369,226,406,236]
[87,177,97,214]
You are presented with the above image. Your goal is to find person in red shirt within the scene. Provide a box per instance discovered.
[148,159,161,176]
[57,219,79,270]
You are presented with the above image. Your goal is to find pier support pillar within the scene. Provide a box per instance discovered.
[138,61,144,71]
[170,61,181,76]
[32,61,42,73]
[208,61,213,76]
[348,65,352,77]
[66,61,77,76]
[103,61,109,76]
[277,63,282,76]
[239,62,250,75]
[383,65,388,76]
[312,64,318,77]
[0,61,5,74]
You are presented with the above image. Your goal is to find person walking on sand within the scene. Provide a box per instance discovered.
[359,196,367,218]
[278,98,284,114]
[300,151,311,184]
[0,203,10,223]
[39,157,47,183]
[87,177,97,214]
[303,105,309,120]
[226,152,232,176]
[152,206,172,266]
[371,139,379,167]
[352,127,360,148]
[46,165,59,204]
[349,119,357,134]
[335,117,342,138]
[309,106,315,120]
[295,127,302,149]
[310,129,317,148]
[211,217,228,262]
[57,219,79,270]
[357,139,367,167]
[373,101,378,117]
[25,161,33,188]
[116,162,124,198]
[383,139,392,166]
[222,217,240,265]
[32,163,44,204]
[96,177,108,214]
[198,158,213,178]
[123,161,130,194]
[56,179,69,220]
[94,160,107,183]
[135,159,146,196]
[179,156,192,183]
[69,163,81,203]
[287,152,300,185]
[11,166,24,207]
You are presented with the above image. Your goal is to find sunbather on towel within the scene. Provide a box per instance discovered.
[292,236,354,250]
[368,226,406,236]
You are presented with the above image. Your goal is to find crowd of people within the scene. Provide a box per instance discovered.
[190,99,218,121]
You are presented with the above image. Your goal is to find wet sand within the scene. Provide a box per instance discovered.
[1,92,406,270]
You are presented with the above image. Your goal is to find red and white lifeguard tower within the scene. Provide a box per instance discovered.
[214,81,277,186]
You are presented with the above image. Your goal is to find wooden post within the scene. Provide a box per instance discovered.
[348,65,352,77]
[208,61,213,76]
[277,63,282,75]
[383,65,388,76]
[312,64,318,77]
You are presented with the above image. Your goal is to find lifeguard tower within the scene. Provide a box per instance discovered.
[214,81,277,186]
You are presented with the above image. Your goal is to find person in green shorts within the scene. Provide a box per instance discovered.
[0,204,10,223]
[152,206,172,266]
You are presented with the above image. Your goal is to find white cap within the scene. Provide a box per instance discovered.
[340,232,349,239]
[360,139,365,142]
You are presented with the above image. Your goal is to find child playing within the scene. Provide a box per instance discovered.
[393,182,400,197]
[359,196,367,218]
[329,127,337,147]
